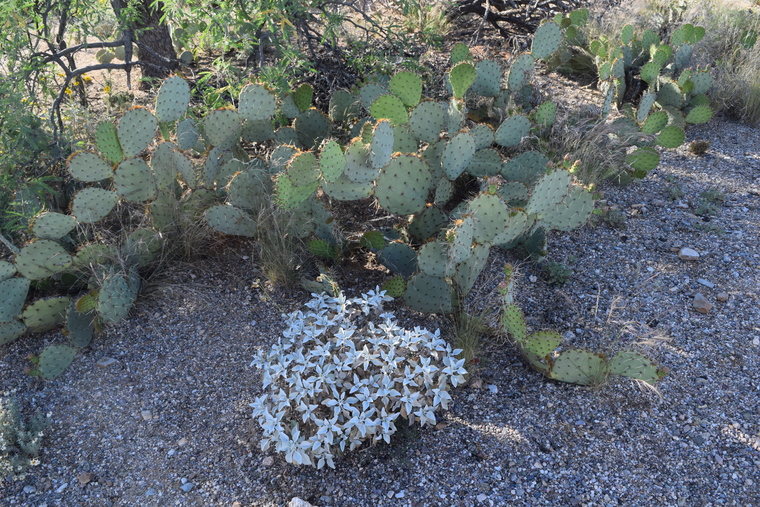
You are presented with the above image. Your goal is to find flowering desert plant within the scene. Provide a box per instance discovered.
[250,288,467,469]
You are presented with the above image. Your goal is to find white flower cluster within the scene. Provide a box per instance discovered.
[250,288,467,469]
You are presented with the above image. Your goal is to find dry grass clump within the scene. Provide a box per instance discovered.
[255,203,305,288]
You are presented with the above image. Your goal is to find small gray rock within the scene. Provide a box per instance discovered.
[180,482,195,492]
[716,292,729,302]
[697,278,715,288]
[23,486,36,494]
[693,293,713,314]
[678,247,700,261]
[289,498,314,507]
[96,357,117,368]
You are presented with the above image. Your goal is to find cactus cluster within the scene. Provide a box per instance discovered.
[498,274,665,386]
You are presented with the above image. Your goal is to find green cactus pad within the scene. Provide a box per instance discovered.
[641,111,668,134]
[418,241,453,277]
[0,320,26,346]
[466,149,502,177]
[370,94,408,125]
[375,155,433,215]
[472,60,502,97]
[656,125,685,148]
[442,132,476,179]
[392,125,418,153]
[381,276,406,298]
[532,101,557,127]
[450,43,472,65]
[38,344,77,379]
[176,118,201,151]
[470,124,494,149]
[404,274,453,314]
[434,177,454,205]
[319,140,346,183]
[359,83,388,110]
[204,109,242,149]
[690,71,712,95]
[204,205,256,237]
[370,120,395,169]
[0,277,30,321]
[286,151,320,185]
[501,303,527,341]
[673,43,693,71]
[447,216,475,264]
[227,169,271,210]
[609,351,663,383]
[238,83,276,121]
[329,89,359,123]
[359,230,388,250]
[322,176,373,201]
[542,186,594,231]
[525,331,562,358]
[501,150,549,186]
[453,243,490,294]
[270,145,299,174]
[531,22,562,59]
[117,107,157,157]
[114,158,157,202]
[639,62,661,85]
[155,76,190,123]
[637,92,657,122]
[497,181,529,205]
[492,210,529,245]
[292,83,314,111]
[307,238,339,260]
[31,212,77,240]
[408,206,447,242]
[15,239,73,280]
[121,228,163,267]
[495,115,531,148]
[68,151,113,182]
[280,94,300,119]
[94,122,124,164]
[378,242,418,277]
[446,100,465,133]
[526,170,572,217]
[389,71,423,107]
[656,79,683,108]
[0,260,16,280]
[469,194,510,243]
[22,296,69,332]
[423,140,445,180]
[409,101,446,143]
[98,272,139,324]
[72,243,114,270]
[242,119,275,143]
[685,105,713,124]
[344,141,376,184]
[295,109,331,148]
[66,302,95,348]
[274,174,319,209]
[449,62,477,99]
[507,54,535,90]
[625,147,660,173]
[549,349,608,386]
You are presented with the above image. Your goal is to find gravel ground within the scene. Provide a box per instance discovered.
[2,118,759,505]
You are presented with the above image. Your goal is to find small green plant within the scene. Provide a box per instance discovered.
[540,260,572,286]
[694,188,726,217]
[667,183,685,201]
[0,397,48,481]
[593,207,627,229]
[450,308,488,371]
[688,140,709,155]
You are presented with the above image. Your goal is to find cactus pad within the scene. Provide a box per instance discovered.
[378,242,418,277]
[319,140,346,183]
[447,216,475,264]
[472,60,502,97]
[526,170,572,217]
[375,155,432,215]
[466,149,502,177]
[94,122,123,164]
[507,54,535,90]
[542,187,594,231]
[625,147,660,173]
[38,344,77,379]
[370,94,408,125]
[453,243,490,294]
[176,118,201,151]
[238,84,276,122]
[492,210,529,245]
[409,101,446,143]
[502,150,549,186]
[121,228,163,267]
[389,71,422,107]
[449,62,476,99]
[442,132,476,179]
[469,194,510,243]
[66,302,95,348]
[497,181,529,205]
[641,111,668,134]
[359,83,387,110]
[204,109,242,149]
[549,349,607,386]
[117,107,157,157]
[295,109,331,148]
[322,176,373,201]
[531,22,562,59]
[22,296,70,332]
[155,76,190,123]
[685,105,713,124]
[68,151,113,182]
[274,174,319,209]
[656,125,685,148]
[98,272,139,324]
[286,151,320,185]
[227,169,271,210]
[0,277,30,321]
[494,115,531,148]
[501,303,527,341]
[532,101,557,127]
[0,320,26,346]
[329,89,359,123]
[370,120,395,169]
[0,260,16,280]
[292,83,314,111]
[637,92,657,122]
[32,212,78,240]
[404,273,453,313]
[408,206,447,242]
[392,125,418,153]
[417,241,453,277]
[381,276,406,298]
[344,141,376,184]
[114,158,157,202]
[15,239,72,280]
[204,205,257,237]
[609,351,663,383]
[470,124,494,149]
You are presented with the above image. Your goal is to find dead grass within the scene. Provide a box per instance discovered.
[254,203,306,288]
